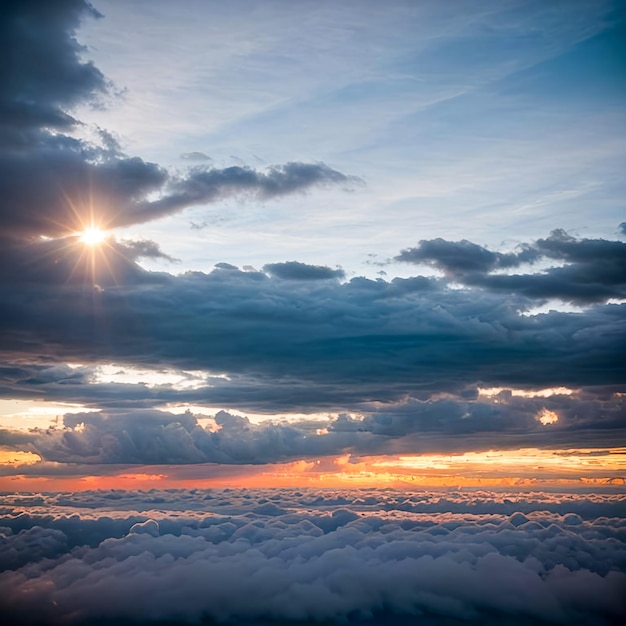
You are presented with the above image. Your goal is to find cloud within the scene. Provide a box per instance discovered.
[179,151,211,161]
[119,162,360,228]
[263,261,345,280]
[0,0,106,134]
[1,387,622,468]
[19,409,357,466]
[396,230,626,304]
[396,238,538,274]
[0,488,624,625]
[116,239,179,263]
[0,255,624,444]
[3,263,625,397]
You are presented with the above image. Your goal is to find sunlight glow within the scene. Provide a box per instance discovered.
[478,386,574,398]
[0,448,41,466]
[92,364,211,390]
[79,226,106,246]
[536,408,559,425]
[3,448,625,492]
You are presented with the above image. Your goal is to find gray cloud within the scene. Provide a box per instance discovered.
[22,409,358,466]
[180,151,212,161]
[263,261,345,280]
[0,488,624,626]
[2,264,623,400]
[120,162,360,227]
[396,230,626,304]
[0,227,623,467]
[0,0,106,136]
[396,238,539,274]
[2,388,623,468]
[116,238,179,263]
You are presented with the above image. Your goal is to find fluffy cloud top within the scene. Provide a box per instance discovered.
[1,385,624,468]
[1,488,624,625]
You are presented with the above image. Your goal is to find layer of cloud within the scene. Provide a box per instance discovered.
[1,488,624,625]
[1,262,624,401]
[2,385,624,469]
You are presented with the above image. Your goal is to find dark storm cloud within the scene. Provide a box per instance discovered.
[4,265,625,391]
[0,227,624,461]
[1,488,624,626]
[263,260,345,280]
[0,0,354,242]
[396,230,626,304]
[0,261,624,428]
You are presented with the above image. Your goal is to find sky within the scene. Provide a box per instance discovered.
[1,0,625,491]
[1,1,626,624]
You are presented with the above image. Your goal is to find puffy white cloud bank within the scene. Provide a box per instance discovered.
[1,488,624,625]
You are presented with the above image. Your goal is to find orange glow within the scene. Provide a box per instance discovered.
[0,449,41,466]
[1,448,624,492]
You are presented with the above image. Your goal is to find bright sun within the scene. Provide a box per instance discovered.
[79,227,106,246]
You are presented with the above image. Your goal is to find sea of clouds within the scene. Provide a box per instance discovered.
[1,488,625,626]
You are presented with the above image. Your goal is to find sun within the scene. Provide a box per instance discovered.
[79,227,106,246]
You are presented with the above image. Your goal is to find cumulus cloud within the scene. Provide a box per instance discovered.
[0,387,622,468]
[19,409,356,465]
[396,230,626,304]
[0,488,624,625]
